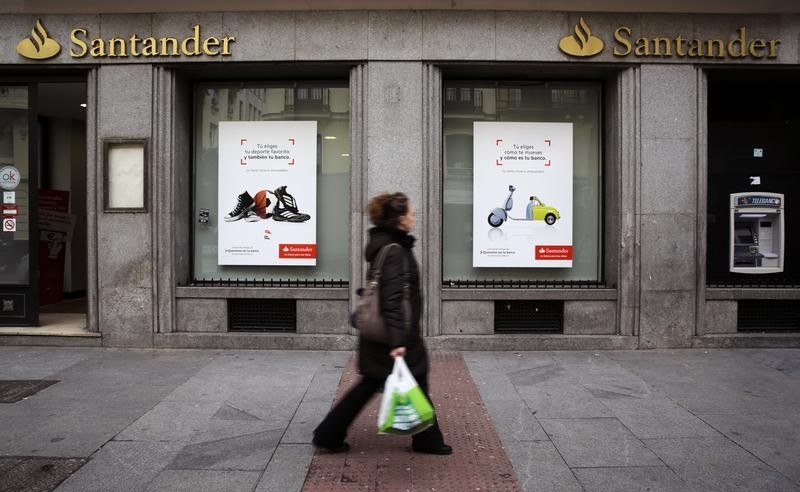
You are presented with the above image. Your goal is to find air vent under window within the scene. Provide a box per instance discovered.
[737,300,800,333]
[494,300,563,334]
[228,299,296,332]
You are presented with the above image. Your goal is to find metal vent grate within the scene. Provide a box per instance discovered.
[738,300,800,333]
[494,300,563,334]
[228,299,296,332]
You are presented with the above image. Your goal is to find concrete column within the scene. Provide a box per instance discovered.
[365,62,424,252]
[638,65,698,348]
[609,67,640,338]
[349,64,367,336]
[96,65,154,347]
[423,64,442,336]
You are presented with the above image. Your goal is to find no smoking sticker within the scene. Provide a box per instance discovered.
[3,218,16,232]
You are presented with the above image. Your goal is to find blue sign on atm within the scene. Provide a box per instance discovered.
[735,196,781,207]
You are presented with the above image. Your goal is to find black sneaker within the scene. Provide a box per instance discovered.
[272,206,311,222]
[412,443,453,455]
[273,186,300,213]
[312,438,350,454]
[224,191,254,222]
[243,210,261,222]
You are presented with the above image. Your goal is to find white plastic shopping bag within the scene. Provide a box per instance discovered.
[377,357,435,435]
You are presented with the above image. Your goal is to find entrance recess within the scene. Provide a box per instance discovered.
[0,85,36,325]
[0,80,88,328]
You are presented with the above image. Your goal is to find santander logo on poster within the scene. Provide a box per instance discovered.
[279,244,317,259]
[535,245,573,260]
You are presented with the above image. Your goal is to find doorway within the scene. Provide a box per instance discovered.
[0,80,88,329]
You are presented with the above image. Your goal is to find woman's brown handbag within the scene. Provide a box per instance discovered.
[352,243,411,344]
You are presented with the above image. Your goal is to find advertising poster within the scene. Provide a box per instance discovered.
[473,122,573,268]
[218,121,317,266]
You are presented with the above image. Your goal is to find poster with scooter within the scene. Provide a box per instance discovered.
[218,121,317,266]
[473,122,573,268]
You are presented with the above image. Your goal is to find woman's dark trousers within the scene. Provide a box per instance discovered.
[313,373,445,450]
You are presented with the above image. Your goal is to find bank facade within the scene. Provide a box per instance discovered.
[1,3,799,349]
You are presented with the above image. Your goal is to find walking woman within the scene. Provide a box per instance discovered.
[313,192,452,455]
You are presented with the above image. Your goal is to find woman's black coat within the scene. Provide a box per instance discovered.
[358,226,429,380]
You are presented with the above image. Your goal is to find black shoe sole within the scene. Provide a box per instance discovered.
[272,211,311,222]
[313,441,350,454]
[412,444,453,455]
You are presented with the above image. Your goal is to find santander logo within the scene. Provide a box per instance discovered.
[535,245,573,260]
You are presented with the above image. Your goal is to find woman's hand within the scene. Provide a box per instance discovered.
[390,346,406,358]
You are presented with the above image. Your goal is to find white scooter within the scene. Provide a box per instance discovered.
[487,185,559,227]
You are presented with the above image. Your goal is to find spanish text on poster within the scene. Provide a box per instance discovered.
[218,121,317,266]
[473,122,573,268]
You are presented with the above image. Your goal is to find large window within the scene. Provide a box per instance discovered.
[442,81,603,283]
[706,70,800,286]
[193,83,350,282]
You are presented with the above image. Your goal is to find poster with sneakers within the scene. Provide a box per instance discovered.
[218,121,317,266]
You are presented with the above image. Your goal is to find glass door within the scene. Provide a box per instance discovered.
[0,85,37,325]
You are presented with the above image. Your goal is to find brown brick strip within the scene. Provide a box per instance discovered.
[303,351,520,491]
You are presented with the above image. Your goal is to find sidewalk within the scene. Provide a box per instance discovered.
[304,352,519,491]
[0,346,798,491]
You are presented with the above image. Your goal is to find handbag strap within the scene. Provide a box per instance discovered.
[370,243,398,280]
[370,243,412,334]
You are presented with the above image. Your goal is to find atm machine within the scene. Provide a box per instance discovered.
[730,192,784,274]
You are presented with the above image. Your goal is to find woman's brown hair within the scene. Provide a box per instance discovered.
[367,192,409,228]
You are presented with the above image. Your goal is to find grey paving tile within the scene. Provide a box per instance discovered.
[516,381,614,419]
[0,347,98,379]
[115,401,221,442]
[212,403,262,421]
[255,443,315,492]
[502,440,581,492]
[224,388,305,423]
[55,441,183,492]
[746,349,800,378]
[699,413,800,483]
[198,350,339,375]
[550,350,621,367]
[608,350,800,415]
[57,349,212,382]
[301,366,345,403]
[468,369,523,402]
[36,377,180,408]
[582,379,652,400]
[463,351,557,373]
[39,351,210,403]
[147,469,261,491]
[161,373,242,402]
[0,399,148,456]
[507,363,571,387]
[644,437,798,491]
[464,352,550,442]
[169,426,283,471]
[281,400,330,444]
[540,418,663,468]
[484,401,549,442]
[603,397,720,439]
[573,466,686,492]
